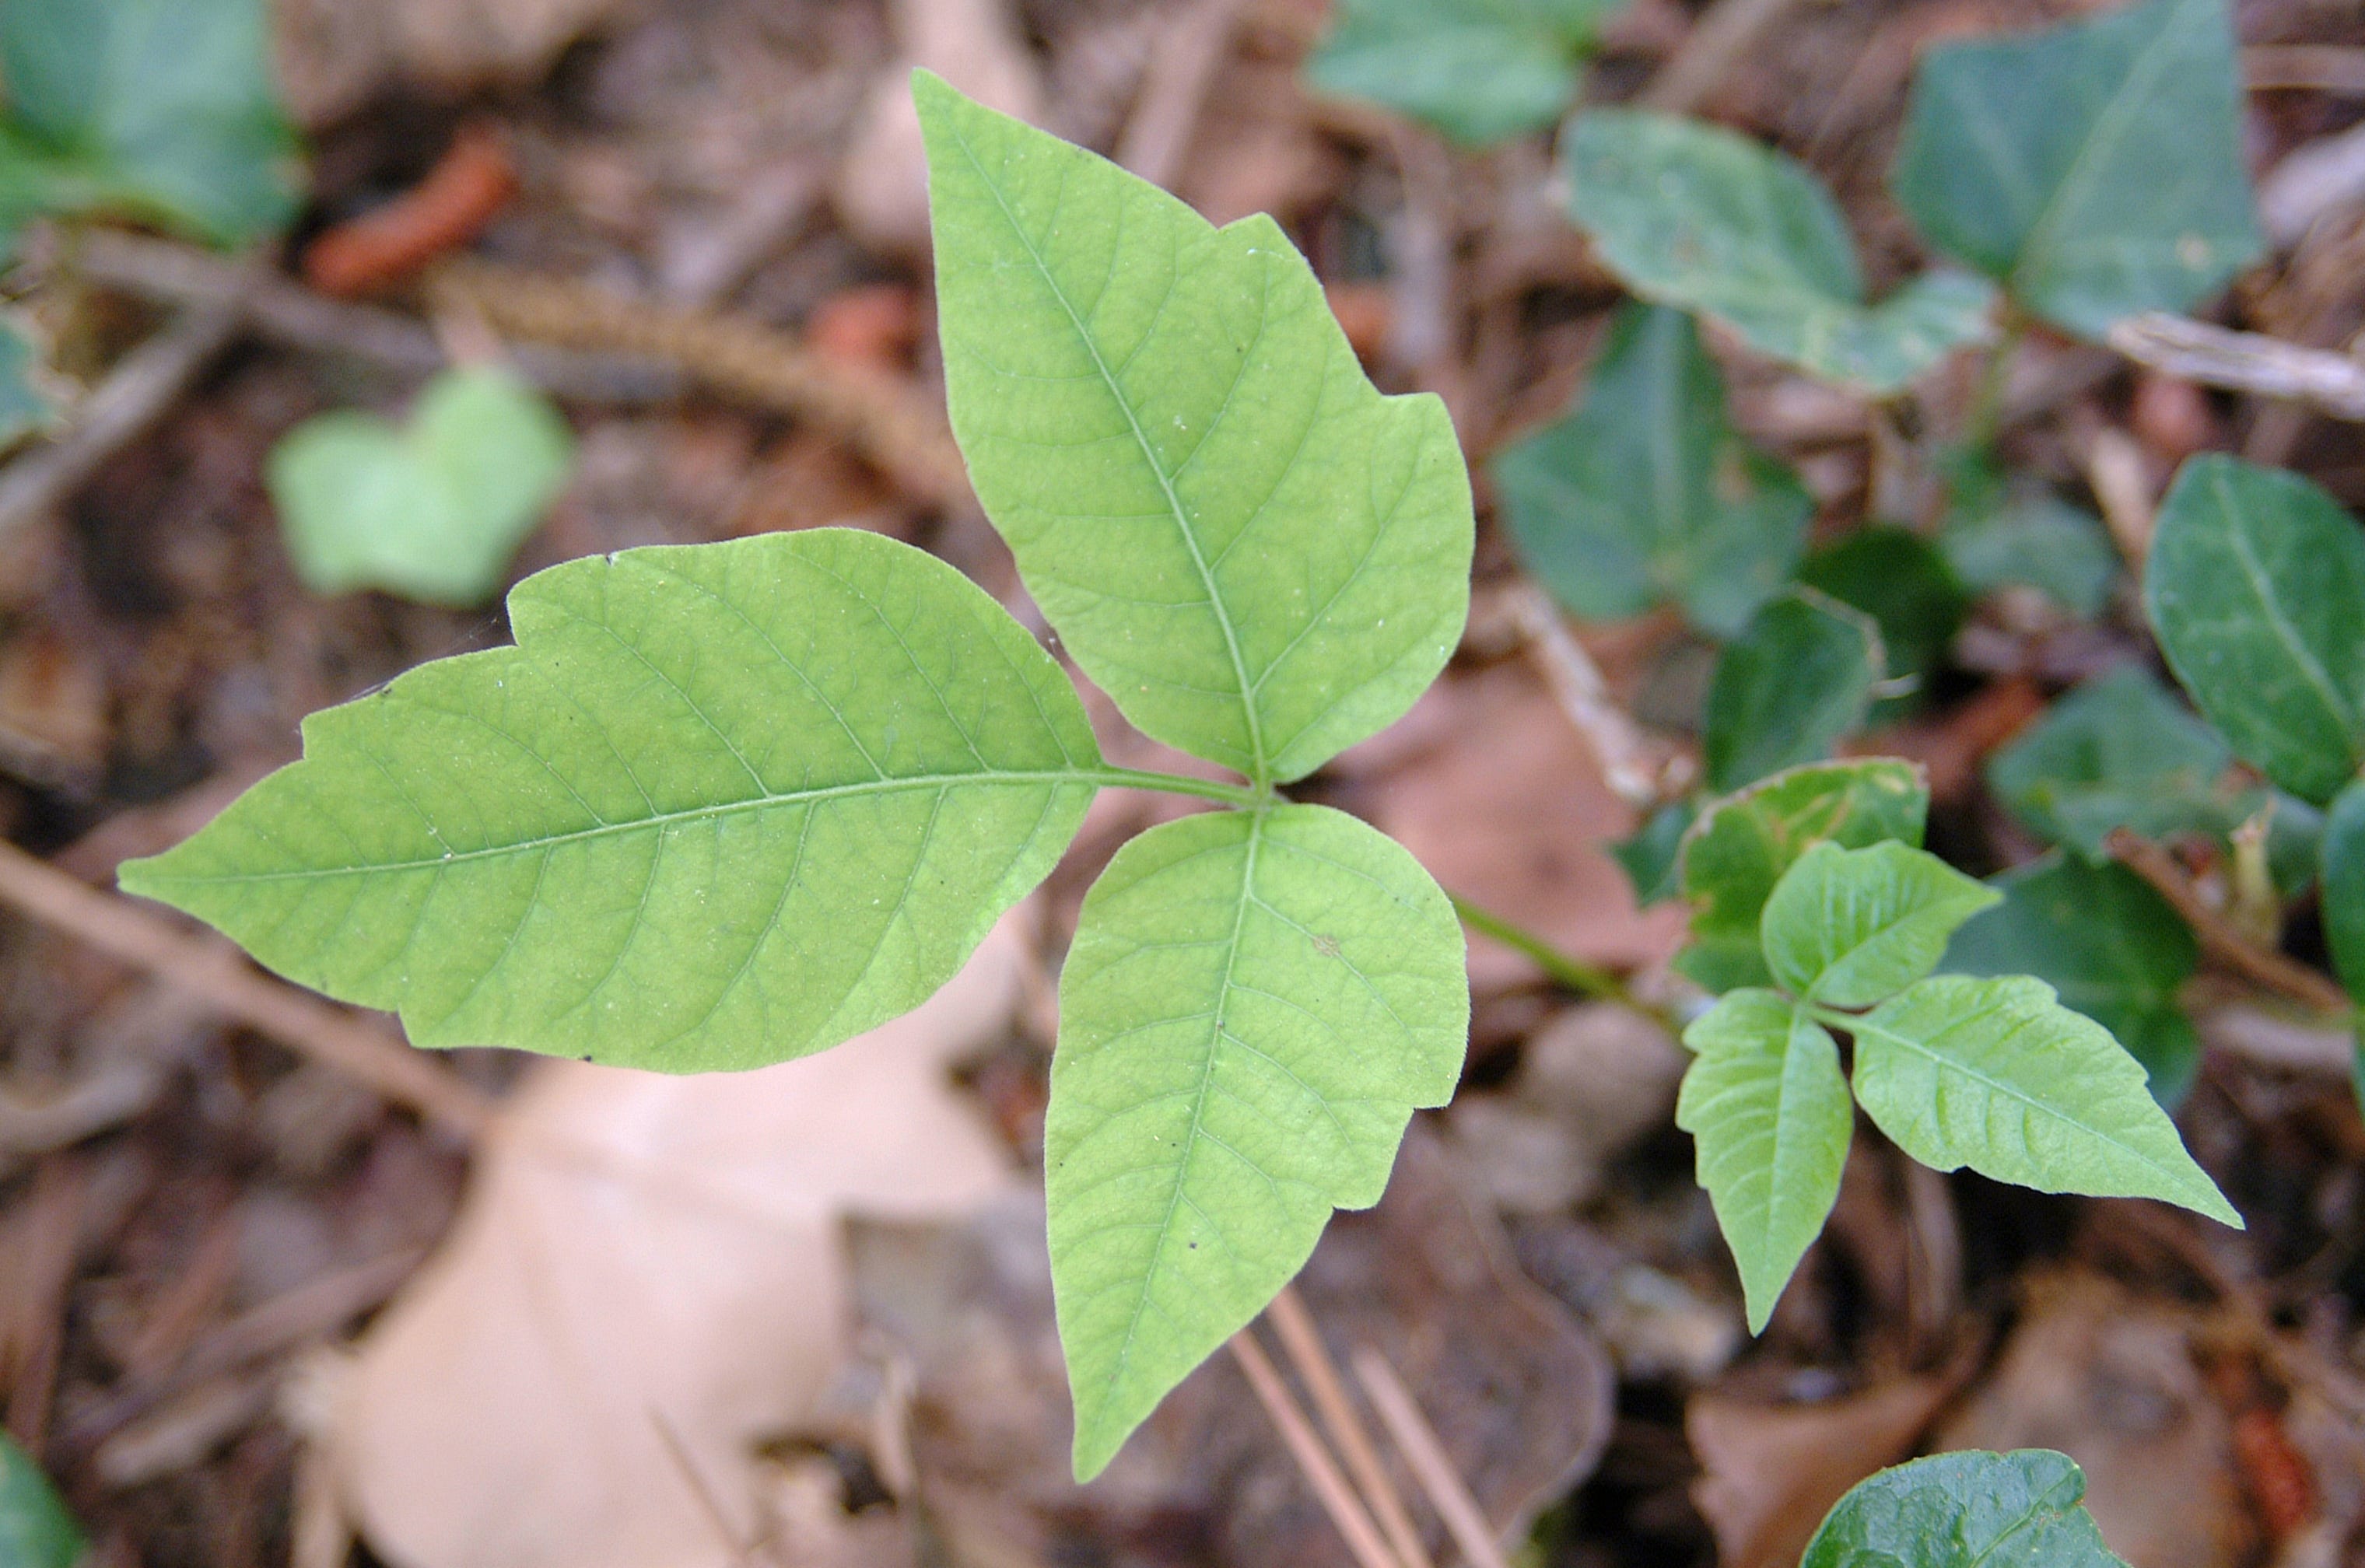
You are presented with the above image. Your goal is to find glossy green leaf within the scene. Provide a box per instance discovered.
[0,0,301,250]
[118,528,1104,1073]
[269,368,576,608]
[1676,758,1930,994]
[2145,455,2365,805]
[1844,974,2240,1224]
[1677,989,1852,1332]
[1701,591,1884,794]
[1803,1450,2126,1568]
[1613,799,1694,906]
[2325,780,2365,1006]
[1798,527,1969,709]
[1942,492,2118,619]
[1560,110,1995,394]
[1049,803,1466,1479]
[1987,665,2251,860]
[1493,303,1810,638]
[1763,841,1999,1007]
[0,1434,82,1568]
[1303,0,1617,145]
[1946,856,2201,1105]
[920,72,1473,787]
[1889,0,2260,338]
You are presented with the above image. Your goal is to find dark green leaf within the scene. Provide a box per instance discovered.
[1676,758,1929,993]
[1803,1450,2127,1568]
[1762,841,1999,1007]
[1946,856,2202,1104]
[1677,989,1851,1332]
[0,315,58,450]
[1890,0,2261,338]
[0,1433,82,1568]
[1798,527,1969,708]
[1493,303,1810,638]
[1303,0,1617,145]
[2325,780,2365,1006]
[1941,492,2118,619]
[0,0,301,250]
[1701,590,1884,794]
[1986,664,2251,859]
[1561,110,1995,394]
[1613,800,1694,906]
[2145,455,2365,804]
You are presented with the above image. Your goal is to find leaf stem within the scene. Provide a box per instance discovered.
[1449,893,1680,1031]
[1091,765,1267,808]
[1965,310,2029,452]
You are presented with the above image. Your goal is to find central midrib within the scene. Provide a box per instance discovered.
[947,123,1271,786]
[144,767,1108,885]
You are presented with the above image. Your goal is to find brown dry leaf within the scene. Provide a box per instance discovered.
[324,915,1033,1568]
[1689,1374,1958,1568]
[275,0,634,126]
[1447,1002,1687,1214]
[1330,661,1687,992]
[833,0,1045,257]
[1933,1271,2250,1568]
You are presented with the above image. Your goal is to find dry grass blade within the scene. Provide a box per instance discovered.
[1228,1329,1407,1568]
[1351,1346,1511,1568]
[1268,1286,1434,1568]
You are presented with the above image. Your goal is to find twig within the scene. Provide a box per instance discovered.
[2083,426,2155,569]
[1267,1287,1433,1568]
[1641,0,1808,114]
[0,838,495,1138]
[1505,583,1677,807]
[1115,0,1247,190]
[2107,313,2365,422]
[430,261,975,512]
[2103,828,2353,1014]
[0,289,248,540]
[2247,45,2365,96]
[1350,1347,1511,1568]
[1228,1331,1404,1568]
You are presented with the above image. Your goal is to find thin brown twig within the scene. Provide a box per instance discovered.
[0,838,496,1138]
[1506,583,1680,807]
[1267,1287,1433,1568]
[1228,1331,1404,1568]
[2108,313,2365,422]
[1350,1347,1511,1568]
[2103,828,2353,1015]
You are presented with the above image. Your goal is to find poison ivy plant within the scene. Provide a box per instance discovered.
[1493,303,1811,638]
[1946,856,2202,1104]
[1560,110,1995,394]
[1303,0,1622,145]
[1803,1450,2127,1568]
[1986,664,2254,861]
[1797,527,1968,711]
[1940,486,2118,620]
[2325,782,2365,1008]
[1673,758,1929,995]
[0,1434,81,1568]
[2145,455,2365,807]
[1613,799,1695,906]
[0,0,302,255]
[268,368,576,607]
[1701,590,1883,794]
[1890,0,2260,339]
[124,77,1475,1485]
[1680,838,2237,1326]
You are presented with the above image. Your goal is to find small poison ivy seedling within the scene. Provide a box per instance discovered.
[121,75,1473,1481]
[1802,1449,2127,1568]
[1303,0,1627,146]
[268,367,576,607]
[0,0,301,257]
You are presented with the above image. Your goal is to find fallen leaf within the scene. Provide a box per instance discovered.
[325,915,1032,1568]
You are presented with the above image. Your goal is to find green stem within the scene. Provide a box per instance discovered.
[1449,893,1679,1031]
[1093,765,1267,808]
[1964,313,2029,453]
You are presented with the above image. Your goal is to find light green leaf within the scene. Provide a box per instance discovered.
[1303,0,1617,146]
[1763,841,1999,1007]
[1942,491,2118,619]
[0,1433,82,1568]
[269,368,576,608]
[1493,303,1810,638]
[2145,455,2365,805]
[1702,590,1884,794]
[118,528,1104,1073]
[1986,664,2252,859]
[1560,110,1995,394]
[1677,989,1852,1332]
[1945,856,2201,1105]
[1049,803,1466,1479]
[0,0,301,251]
[1889,0,2261,338]
[920,72,1473,786]
[2325,780,2365,1006]
[1798,527,1969,710]
[1803,1450,2127,1568]
[1676,758,1930,994]
[1844,974,2240,1224]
